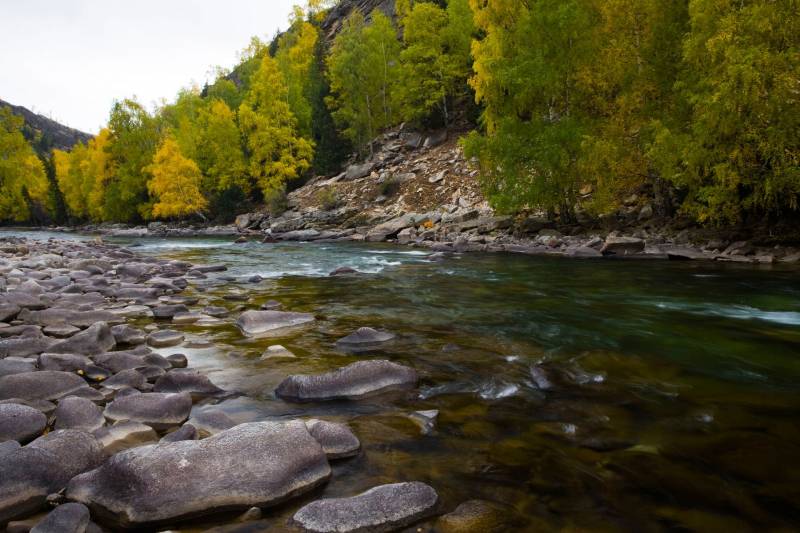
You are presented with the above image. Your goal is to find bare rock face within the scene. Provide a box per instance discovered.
[0,403,47,443]
[0,371,94,402]
[292,482,438,533]
[276,360,418,402]
[104,392,192,430]
[235,310,315,337]
[66,421,331,528]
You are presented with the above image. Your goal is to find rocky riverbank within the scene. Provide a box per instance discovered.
[0,236,515,532]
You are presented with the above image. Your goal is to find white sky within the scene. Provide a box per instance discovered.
[0,0,297,134]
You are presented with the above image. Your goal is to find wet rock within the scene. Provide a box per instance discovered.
[0,403,47,443]
[111,324,146,346]
[330,266,358,276]
[434,500,518,532]
[565,246,602,258]
[261,345,297,359]
[305,419,360,459]
[104,392,192,430]
[152,304,189,319]
[54,397,105,433]
[292,482,438,533]
[93,421,158,454]
[92,350,148,373]
[0,371,94,402]
[146,329,184,348]
[49,322,115,355]
[173,312,206,324]
[153,369,224,398]
[66,421,331,528]
[601,236,645,256]
[336,327,395,349]
[408,409,438,435]
[203,306,229,318]
[19,309,122,329]
[0,357,36,377]
[30,502,90,533]
[160,423,198,443]
[166,353,188,368]
[235,310,315,337]
[188,409,237,437]
[276,360,418,402]
[260,300,282,310]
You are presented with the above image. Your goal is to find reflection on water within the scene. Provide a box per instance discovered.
[6,230,800,530]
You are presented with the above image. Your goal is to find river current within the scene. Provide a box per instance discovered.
[6,230,800,531]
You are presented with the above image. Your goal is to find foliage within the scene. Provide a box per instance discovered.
[0,108,50,221]
[315,187,340,210]
[146,136,208,219]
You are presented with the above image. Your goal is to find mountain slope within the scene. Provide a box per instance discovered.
[0,98,92,153]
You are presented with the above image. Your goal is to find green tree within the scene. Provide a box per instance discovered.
[326,9,401,156]
[196,99,248,195]
[238,54,313,202]
[276,8,319,139]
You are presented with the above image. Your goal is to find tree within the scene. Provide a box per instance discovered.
[397,0,475,125]
[196,99,248,195]
[238,54,313,202]
[650,0,800,224]
[0,108,49,221]
[276,9,319,138]
[146,136,207,219]
[104,99,160,221]
[464,0,597,218]
[326,9,401,156]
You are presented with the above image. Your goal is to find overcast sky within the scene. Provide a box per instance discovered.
[0,0,297,134]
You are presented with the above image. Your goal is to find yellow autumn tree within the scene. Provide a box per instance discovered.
[146,136,207,219]
[0,108,49,221]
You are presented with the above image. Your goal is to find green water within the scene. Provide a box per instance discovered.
[16,232,800,530]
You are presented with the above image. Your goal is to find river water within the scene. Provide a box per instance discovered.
[7,231,800,531]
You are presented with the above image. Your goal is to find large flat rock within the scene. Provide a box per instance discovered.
[66,421,331,528]
[292,482,438,533]
[235,310,315,337]
[275,360,418,402]
[0,371,94,402]
[104,392,192,430]
[48,322,116,355]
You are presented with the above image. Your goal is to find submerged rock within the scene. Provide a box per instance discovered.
[275,360,418,402]
[146,329,184,348]
[0,403,47,443]
[336,327,395,349]
[260,345,296,359]
[104,392,192,430]
[434,499,517,532]
[153,369,223,398]
[235,310,315,337]
[292,482,438,533]
[66,421,331,528]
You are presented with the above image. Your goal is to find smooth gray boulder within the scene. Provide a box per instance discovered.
[48,322,115,355]
[188,409,236,437]
[19,308,122,328]
[275,360,418,402]
[0,357,36,377]
[166,353,188,368]
[66,421,331,528]
[146,329,184,348]
[0,439,19,458]
[28,430,105,478]
[305,419,360,459]
[235,310,315,337]
[110,324,146,346]
[292,482,438,533]
[153,369,223,398]
[152,304,189,319]
[0,334,54,358]
[30,502,90,533]
[38,353,92,372]
[0,371,93,401]
[0,403,47,443]
[101,369,147,390]
[0,304,20,322]
[336,327,395,349]
[160,423,198,443]
[55,397,105,433]
[92,350,148,373]
[104,392,192,430]
[601,236,645,256]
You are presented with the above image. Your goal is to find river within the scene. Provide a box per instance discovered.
[5,230,800,531]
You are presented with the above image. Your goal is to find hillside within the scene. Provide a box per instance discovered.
[0,98,92,153]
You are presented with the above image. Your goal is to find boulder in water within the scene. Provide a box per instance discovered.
[235,310,315,337]
[305,419,360,459]
[146,329,184,348]
[335,327,395,349]
[66,421,331,528]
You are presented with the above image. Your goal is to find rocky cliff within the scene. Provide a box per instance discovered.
[0,98,92,153]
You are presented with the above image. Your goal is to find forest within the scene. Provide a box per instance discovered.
[1,0,798,227]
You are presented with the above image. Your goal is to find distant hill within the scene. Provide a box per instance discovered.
[0,98,92,154]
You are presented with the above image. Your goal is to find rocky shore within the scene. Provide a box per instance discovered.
[0,236,512,532]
